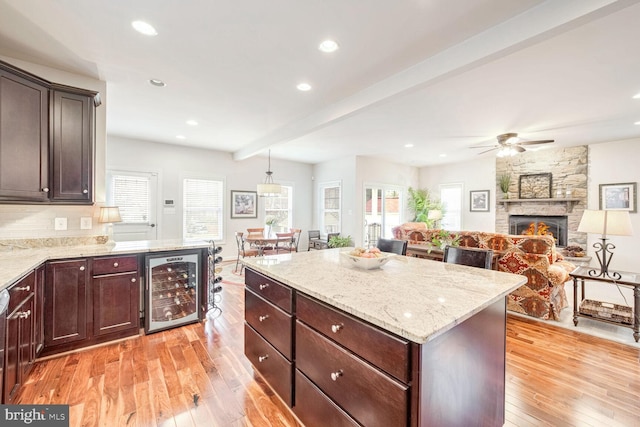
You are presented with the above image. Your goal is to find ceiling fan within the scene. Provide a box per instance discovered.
[476,132,555,156]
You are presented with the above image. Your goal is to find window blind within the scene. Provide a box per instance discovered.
[183,178,223,240]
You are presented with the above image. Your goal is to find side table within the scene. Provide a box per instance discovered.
[570,266,640,342]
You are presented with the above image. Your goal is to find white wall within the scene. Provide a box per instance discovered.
[419,155,496,231]
[0,55,107,239]
[107,136,314,255]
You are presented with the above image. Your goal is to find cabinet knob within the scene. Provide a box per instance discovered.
[258,355,269,363]
[131,278,137,283]
[79,266,85,271]
[15,285,31,292]
[113,262,119,267]
[258,315,269,322]
[83,189,88,194]
[259,283,269,290]
[330,370,343,381]
[331,324,343,333]
[42,187,49,193]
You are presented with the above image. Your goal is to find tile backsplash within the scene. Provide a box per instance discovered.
[0,204,106,239]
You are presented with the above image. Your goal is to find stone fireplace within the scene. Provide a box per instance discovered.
[509,215,568,247]
[496,145,588,248]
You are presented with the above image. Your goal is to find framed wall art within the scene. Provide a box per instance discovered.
[231,190,258,218]
[470,190,490,212]
[518,173,552,199]
[599,182,637,213]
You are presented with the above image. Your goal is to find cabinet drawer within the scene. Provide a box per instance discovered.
[244,323,292,406]
[294,370,359,427]
[296,321,409,427]
[8,271,35,313]
[245,269,292,313]
[92,255,138,275]
[297,293,410,383]
[245,289,292,360]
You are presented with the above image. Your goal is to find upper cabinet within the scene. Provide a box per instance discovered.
[0,66,49,202]
[0,60,99,205]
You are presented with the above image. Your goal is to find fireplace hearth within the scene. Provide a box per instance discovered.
[509,215,568,247]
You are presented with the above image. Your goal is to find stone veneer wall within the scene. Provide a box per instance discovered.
[496,145,588,248]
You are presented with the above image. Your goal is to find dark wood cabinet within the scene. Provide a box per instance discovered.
[34,265,45,356]
[49,86,95,203]
[0,59,97,205]
[0,65,49,202]
[4,271,36,403]
[44,259,89,350]
[92,255,140,338]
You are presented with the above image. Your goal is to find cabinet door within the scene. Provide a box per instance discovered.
[50,89,94,203]
[45,259,89,347]
[4,294,34,404]
[0,67,49,201]
[93,272,139,337]
[34,265,45,356]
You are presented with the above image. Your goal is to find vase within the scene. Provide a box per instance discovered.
[502,192,509,199]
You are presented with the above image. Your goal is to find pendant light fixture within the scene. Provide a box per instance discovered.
[257,149,282,197]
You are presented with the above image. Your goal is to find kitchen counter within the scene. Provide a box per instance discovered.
[242,248,526,344]
[0,239,211,291]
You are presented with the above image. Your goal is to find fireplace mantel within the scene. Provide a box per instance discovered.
[498,198,580,213]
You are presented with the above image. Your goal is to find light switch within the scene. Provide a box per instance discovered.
[54,217,67,230]
[80,217,92,230]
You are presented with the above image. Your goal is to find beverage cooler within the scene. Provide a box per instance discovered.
[145,250,201,333]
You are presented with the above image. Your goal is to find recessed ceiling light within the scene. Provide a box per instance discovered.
[296,83,312,92]
[439,153,447,157]
[176,135,186,140]
[404,143,414,148]
[318,40,339,53]
[186,120,198,126]
[132,20,158,36]
[635,121,640,125]
[149,78,166,87]
[633,93,640,99]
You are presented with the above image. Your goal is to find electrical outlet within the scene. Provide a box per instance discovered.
[80,217,92,230]
[54,217,67,231]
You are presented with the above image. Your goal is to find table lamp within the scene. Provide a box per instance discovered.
[99,206,122,244]
[427,209,443,229]
[577,209,633,279]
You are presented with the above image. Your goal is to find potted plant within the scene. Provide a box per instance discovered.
[498,173,511,199]
[431,230,461,250]
[328,235,352,248]
[407,187,443,228]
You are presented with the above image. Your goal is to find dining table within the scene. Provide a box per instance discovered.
[245,234,292,255]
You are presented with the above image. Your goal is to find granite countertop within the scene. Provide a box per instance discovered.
[243,248,527,344]
[0,239,211,292]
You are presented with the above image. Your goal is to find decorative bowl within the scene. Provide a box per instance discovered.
[340,251,395,270]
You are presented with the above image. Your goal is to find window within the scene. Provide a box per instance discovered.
[320,182,341,234]
[263,185,293,233]
[439,183,463,230]
[183,178,224,240]
[364,185,403,244]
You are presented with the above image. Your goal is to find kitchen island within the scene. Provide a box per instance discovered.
[243,249,527,427]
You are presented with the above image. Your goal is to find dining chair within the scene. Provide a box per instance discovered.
[290,228,302,252]
[442,245,493,269]
[235,231,259,273]
[376,238,408,255]
[269,232,296,254]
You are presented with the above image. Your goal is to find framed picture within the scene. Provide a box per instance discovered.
[518,173,552,199]
[599,182,637,213]
[231,190,258,218]
[470,190,490,212]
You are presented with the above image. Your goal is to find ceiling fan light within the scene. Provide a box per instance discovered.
[505,136,519,145]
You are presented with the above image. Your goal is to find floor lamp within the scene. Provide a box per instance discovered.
[577,209,633,280]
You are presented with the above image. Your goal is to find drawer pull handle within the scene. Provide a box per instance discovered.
[42,187,49,193]
[259,315,269,322]
[19,309,31,319]
[331,324,343,333]
[15,285,31,291]
[259,283,269,290]
[131,278,137,283]
[113,262,119,267]
[258,355,269,363]
[330,370,343,381]
[80,266,85,271]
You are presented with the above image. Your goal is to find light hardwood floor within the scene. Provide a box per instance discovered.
[16,279,640,427]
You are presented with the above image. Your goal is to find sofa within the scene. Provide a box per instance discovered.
[392,223,576,320]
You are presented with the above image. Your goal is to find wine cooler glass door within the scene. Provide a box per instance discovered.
[146,252,200,333]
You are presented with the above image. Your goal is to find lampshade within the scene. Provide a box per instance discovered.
[257,149,281,197]
[427,209,443,221]
[577,209,633,237]
[98,206,122,224]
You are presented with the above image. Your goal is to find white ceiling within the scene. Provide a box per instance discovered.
[1,0,639,167]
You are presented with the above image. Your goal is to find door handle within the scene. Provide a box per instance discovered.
[150,224,156,228]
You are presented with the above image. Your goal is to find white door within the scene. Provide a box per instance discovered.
[107,170,158,241]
